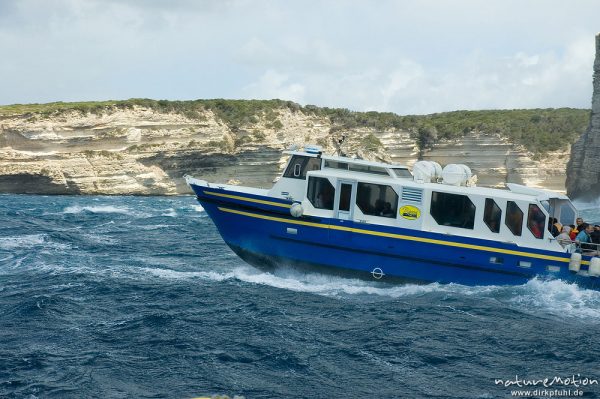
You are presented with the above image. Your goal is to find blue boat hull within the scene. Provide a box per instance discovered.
[191,184,600,289]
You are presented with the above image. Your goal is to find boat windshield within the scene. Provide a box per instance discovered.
[283,155,322,180]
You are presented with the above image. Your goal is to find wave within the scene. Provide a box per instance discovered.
[136,264,493,298]
[160,208,178,217]
[574,197,600,211]
[135,224,175,231]
[190,204,205,213]
[0,234,70,251]
[140,267,234,281]
[0,234,46,249]
[508,278,600,320]
[63,205,133,215]
[141,265,600,319]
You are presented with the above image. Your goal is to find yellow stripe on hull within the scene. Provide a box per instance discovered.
[217,206,578,265]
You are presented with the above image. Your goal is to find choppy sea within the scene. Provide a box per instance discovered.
[1,195,600,398]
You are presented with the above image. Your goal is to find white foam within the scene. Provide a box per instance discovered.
[140,267,235,281]
[135,224,174,231]
[135,264,483,298]
[190,204,205,212]
[63,205,132,215]
[0,234,46,249]
[81,233,118,245]
[0,234,70,251]
[508,278,600,320]
[160,208,177,217]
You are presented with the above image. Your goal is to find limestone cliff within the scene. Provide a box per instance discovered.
[567,33,600,200]
[0,101,585,195]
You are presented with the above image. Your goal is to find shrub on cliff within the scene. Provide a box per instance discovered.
[0,99,589,156]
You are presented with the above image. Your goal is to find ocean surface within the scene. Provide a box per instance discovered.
[1,194,600,399]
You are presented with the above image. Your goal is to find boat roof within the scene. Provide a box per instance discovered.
[307,169,569,203]
[286,147,570,203]
[283,150,409,170]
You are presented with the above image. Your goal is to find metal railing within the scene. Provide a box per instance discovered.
[552,236,600,256]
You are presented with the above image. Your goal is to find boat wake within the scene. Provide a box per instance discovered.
[137,263,600,320]
[507,278,600,320]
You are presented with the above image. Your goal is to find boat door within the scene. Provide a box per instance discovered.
[334,180,357,220]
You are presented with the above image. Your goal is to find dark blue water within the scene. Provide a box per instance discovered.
[1,195,600,398]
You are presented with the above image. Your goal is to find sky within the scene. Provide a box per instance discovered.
[0,0,599,114]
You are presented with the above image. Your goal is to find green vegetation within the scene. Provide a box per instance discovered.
[0,98,589,156]
[306,106,590,155]
[361,133,383,151]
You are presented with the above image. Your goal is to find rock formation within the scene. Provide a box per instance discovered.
[0,103,580,195]
[567,33,600,200]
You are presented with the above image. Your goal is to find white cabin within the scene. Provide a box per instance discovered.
[268,146,577,252]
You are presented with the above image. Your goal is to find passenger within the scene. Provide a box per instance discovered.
[528,208,544,239]
[375,199,385,216]
[548,217,561,237]
[575,223,598,256]
[576,217,585,232]
[553,218,563,235]
[555,226,572,248]
[315,192,325,208]
[592,225,600,245]
[381,202,395,217]
[322,190,334,209]
[569,224,578,241]
[507,210,523,236]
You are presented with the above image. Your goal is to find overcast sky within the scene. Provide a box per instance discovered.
[0,0,598,114]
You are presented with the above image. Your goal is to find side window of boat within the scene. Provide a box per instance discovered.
[307,177,335,210]
[483,198,502,233]
[505,201,523,236]
[430,191,476,229]
[527,204,546,239]
[283,156,322,179]
[356,182,398,218]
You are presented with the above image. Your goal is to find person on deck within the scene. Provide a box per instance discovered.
[576,223,598,256]
[548,217,561,237]
[570,224,578,241]
[592,225,600,245]
[556,226,572,248]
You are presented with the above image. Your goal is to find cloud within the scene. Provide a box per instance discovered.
[0,0,598,114]
[242,70,306,104]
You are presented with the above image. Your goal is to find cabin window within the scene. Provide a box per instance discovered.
[505,201,523,236]
[324,160,349,170]
[307,177,335,210]
[356,182,398,218]
[348,164,389,175]
[392,168,412,178]
[483,198,502,233]
[527,204,546,239]
[430,192,475,229]
[283,155,321,180]
[559,203,575,226]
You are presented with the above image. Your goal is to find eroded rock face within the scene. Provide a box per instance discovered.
[0,106,572,195]
[567,33,600,200]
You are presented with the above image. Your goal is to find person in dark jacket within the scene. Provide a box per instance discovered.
[591,224,600,245]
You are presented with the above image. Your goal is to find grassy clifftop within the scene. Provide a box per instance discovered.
[0,98,590,156]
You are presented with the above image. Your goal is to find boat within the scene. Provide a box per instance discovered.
[186,144,600,289]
